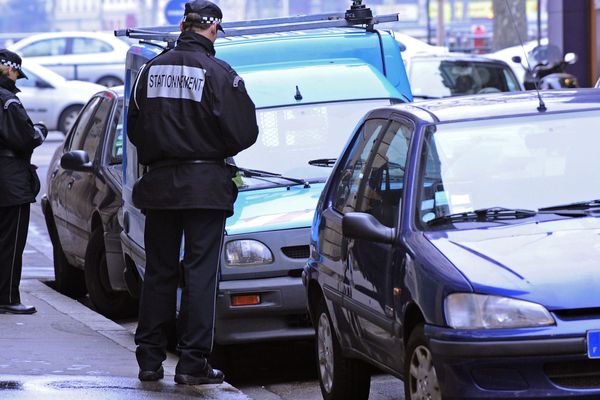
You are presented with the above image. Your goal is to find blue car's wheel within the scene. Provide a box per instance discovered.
[405,323,442,400]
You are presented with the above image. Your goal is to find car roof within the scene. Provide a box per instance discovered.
[10,31,129,49]
[377,89,600,124]
[237,59,402,108]
[215,27,395,69]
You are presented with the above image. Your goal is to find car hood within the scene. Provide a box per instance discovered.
[225,183,325,236]
[427,217,600,310]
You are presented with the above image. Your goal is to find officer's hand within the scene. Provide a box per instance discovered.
[34,123,48,139]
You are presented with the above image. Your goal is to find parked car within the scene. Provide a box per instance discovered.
[9,31,129,87]
[303,89,600,399]
[405,52,523,99]
[18,60,105,134]
[485,38,548,86]
[118,4,412,349]
[40,86,136,319]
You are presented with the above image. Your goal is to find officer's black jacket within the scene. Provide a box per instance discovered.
[0,75,44,207]
[127,31,258,213]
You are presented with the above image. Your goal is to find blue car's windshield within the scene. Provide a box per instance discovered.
[418,109,600,225]
[233,99,393,181]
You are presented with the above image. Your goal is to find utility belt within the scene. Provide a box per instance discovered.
[0,148,19,158]
[148,158,225,171]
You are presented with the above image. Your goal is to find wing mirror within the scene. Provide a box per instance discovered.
[564,52,577,65]
[61,150,93,172]
[342,212,395,244]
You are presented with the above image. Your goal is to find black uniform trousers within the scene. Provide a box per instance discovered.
[0,204,30,305]
[135,208,226,374]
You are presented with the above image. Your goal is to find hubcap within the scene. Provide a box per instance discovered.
[317,312,334,393]
[408,344,441,400]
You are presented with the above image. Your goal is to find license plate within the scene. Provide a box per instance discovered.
[587,330,600,358]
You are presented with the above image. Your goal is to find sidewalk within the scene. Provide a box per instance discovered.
[0,279,251,399]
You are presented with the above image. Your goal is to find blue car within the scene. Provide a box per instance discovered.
[303,89,600,399]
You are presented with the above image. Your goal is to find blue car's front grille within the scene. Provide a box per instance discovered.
[545,360,600,389]
[553,308,600,320]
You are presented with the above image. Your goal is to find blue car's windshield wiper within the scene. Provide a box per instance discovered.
[538,199,600,212]
[237,167,310,188]
[426,207,537,226]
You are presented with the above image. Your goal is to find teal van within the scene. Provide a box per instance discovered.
[117,3,412,345]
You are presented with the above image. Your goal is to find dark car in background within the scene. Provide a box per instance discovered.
[41,86,135,319]
[303,89,600,399]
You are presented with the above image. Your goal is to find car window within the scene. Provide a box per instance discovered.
[331,118,388,214]
[355,121,412,227]
[19,38,67,57]
[67,96,101,152]
[109,100,124,163]
[72,38,113,55]
[79,97,113,158]
[410,59,520,98]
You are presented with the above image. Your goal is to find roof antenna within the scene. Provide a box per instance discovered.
[504,0,546,112]
[294,85,303,101]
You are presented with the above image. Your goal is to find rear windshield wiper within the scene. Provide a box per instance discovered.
[538,199,600,213]
[237,167,310,188]
[308,158,336,167]
[426,207,537,226]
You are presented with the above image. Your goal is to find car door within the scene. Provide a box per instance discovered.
[346,119,414,370]
[58,95,102,259]
[317,118,390,353]
[66,94,115,263]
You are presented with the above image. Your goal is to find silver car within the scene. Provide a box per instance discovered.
[9,31,128,87]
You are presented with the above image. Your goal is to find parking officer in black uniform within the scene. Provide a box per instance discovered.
[127,0,258,385]
[0,49,48,314]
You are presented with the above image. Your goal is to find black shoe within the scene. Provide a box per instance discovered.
[0,303,36,314]
[175,366,224,385]
[138,365,164,382]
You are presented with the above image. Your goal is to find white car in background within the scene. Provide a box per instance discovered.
[392,31,448,61]
[18,61,105,134]
[9,31,129,87]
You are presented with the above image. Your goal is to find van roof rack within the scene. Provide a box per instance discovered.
[114,0,398,44]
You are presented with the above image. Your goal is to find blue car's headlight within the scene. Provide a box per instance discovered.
[224,240,274,266]
[444,293,555,329]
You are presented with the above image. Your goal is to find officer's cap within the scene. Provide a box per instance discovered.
[184,0,225,32]
[0,49,27,79]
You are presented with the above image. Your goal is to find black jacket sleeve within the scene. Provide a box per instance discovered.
[0,97,43,154]
[210,65,259,156]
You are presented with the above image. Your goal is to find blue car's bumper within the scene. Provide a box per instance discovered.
[426,323,600,399]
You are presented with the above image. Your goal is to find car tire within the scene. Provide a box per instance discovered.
[84,227,137,319]
[43,206,87,297]
[96,76,123,88]
[315,299,371,400]
[58,105,82,135]
[52,244,87,298]
[404,323,442,400]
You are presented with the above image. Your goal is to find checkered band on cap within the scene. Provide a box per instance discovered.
[0,59,21,70]
[183,15,221,24]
